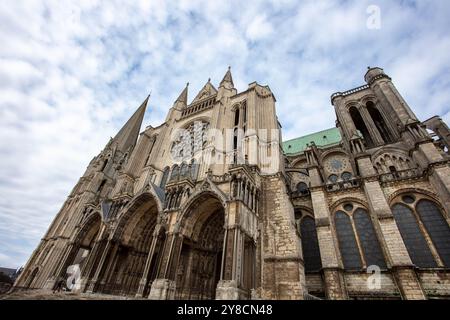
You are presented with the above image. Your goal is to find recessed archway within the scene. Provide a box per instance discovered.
[60,212,102,291]
[175,193,225,300]
[98,194,163,297]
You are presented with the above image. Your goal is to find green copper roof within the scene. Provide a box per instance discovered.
[282,127,342,155]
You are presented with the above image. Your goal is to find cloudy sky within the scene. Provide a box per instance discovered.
[1,0,450,268]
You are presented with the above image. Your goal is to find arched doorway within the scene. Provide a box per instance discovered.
[98,194,163,297]
[175,194,225,300]
[73,214,102,271]
[57,212,101,291]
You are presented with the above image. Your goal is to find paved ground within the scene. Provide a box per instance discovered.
[0,289,139,300]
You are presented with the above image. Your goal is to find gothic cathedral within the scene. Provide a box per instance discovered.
[15,67,450,300]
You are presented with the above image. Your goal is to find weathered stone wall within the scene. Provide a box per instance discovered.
[261,174,305,300]
[418,270,450,298]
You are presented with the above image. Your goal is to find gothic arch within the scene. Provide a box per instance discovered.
[390,190,450,267]
[332,200,387,270]
[178,190,227,236]
[180,116,211,129]
[61,212,102,289]
[99,192,163,296]
[174,191,227,299]
[344,100,360,110]
[231,102,242,112]
[330,197,369,214]
[116,191,165,228]
[320,149,350,161]
[290,157,308,169]
[293,205,314,220]
[113,192,161,242]
[360,94,378,106]
[371,146,409,162]
[387,188,441,208]
[179,188,228,224]
[74,211,102,244]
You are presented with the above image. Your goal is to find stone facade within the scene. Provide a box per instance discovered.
[14,67,450,300]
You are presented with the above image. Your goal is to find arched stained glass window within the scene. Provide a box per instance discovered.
[300,217,322,272]
[416,200,450,267]
[180,162,188,177]
[170,165,179,181]
[160,167,170,188]
[335,211,362,270]
[353,209,386,269]
[190,160,198,180]
[392,204,436,268]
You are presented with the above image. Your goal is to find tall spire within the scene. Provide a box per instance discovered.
[175,82,189,107]
[111,95,149,153]
[219,66,234,89]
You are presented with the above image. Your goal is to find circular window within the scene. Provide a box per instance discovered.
[402,195,416,204]
[341,172,352,181]
[328,174,338,183]
[343,203,354,212]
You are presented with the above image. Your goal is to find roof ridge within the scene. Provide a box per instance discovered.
[282,127,342,155]
[283,127,338,143]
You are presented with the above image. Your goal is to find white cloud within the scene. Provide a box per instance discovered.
[246,15,273,41]
[0,0,450,267]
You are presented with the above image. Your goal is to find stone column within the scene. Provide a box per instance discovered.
[307,163,348,300]
[136,225,162,297]
[359,105,385,145]
[47,242,75,290]
[148,225,183,300]
[423,116,450,151]
[365,67,417,126]
[332,95,358,141]
[97,242,119,293]
[412,141,450,214]
[216,201,242,299]
[42,238,70,290]
[86,240,112,293]
[259,174,305,300]
[69,226,108,293]
[310,190,348,299]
